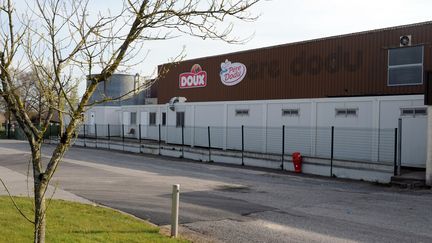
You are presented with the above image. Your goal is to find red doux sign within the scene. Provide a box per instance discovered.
[179,64,207,89]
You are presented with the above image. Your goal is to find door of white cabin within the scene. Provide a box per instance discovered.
[140,112,148,138]
[400,115,427,168]
[122,112,130,137]
[89,112,95,134]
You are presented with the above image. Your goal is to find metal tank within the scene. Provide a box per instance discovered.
[88,73,141,106]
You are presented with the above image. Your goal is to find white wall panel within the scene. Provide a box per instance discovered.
[193,105,225,127]
[267,102,311,127]
[316,101,373,128]
[379,100,412,129]
[227,104,263,127]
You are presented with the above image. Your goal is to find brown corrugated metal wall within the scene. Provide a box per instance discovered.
[156,22,432,104]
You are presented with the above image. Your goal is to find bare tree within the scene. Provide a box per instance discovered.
[0,71,39,125]
[0,0,261,242]
[8,71,58,123]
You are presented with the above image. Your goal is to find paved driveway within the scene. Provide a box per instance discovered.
[1,140,432,243]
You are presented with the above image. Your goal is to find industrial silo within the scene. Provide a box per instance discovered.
[88,73,141,106]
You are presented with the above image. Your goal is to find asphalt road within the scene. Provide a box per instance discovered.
[1,140,432,243]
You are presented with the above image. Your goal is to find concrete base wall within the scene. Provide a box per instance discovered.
[71,138,393,183]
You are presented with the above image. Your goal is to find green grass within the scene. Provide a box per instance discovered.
[0,196,188,243]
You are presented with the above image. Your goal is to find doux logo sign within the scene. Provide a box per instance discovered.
[179,64,207,89]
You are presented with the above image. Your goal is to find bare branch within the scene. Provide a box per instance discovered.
[0,176,35,224]
[0,0,262,242]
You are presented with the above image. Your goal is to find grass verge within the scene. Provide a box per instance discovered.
[0,196,188,243]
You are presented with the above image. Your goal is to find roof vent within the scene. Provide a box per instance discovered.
[168,97,187,111]
[400,35,412,47]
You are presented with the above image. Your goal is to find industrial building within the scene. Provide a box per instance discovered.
[84,21,432,183]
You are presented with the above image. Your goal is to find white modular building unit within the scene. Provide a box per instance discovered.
[86,94,427,168]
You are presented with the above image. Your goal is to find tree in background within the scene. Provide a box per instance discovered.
[0,0,261,242]
[0,70,57,136]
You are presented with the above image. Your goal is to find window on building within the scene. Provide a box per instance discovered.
[388,46,423,86]
[415,108,427,116]
[401,107,427,117]
[176,112,185,127]
[282,108,299,116]
[149,112,156,126]
[130,112,137,125]
[162,112,166,126]
[235,109,249,116]
[335,108,358,117]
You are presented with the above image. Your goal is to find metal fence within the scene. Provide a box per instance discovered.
[0,122,401,177]
[72,124,398,166]
[0,123,8,139]
[0,123,28,140]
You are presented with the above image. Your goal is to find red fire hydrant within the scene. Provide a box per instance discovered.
[292,152,302,173]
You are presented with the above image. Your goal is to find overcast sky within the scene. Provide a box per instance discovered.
[16,0,430,80]
[12,0,432,78]
[100,0,430,78]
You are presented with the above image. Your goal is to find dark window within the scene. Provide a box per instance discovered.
[388,46,423,86]
[149,112,156,126]
[401,107,427,117]
[335,108,357,117]
[401,109,414,116]
[415,108,427,116]
[130,112,137,125]
[389,46,423,66]
[162,112,166,126]
[282,109,299,116]
[235,109,249,116]
[346,109,357,116]
[176,112,185,127]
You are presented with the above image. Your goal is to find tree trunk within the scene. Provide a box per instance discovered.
[58,110,64,137]
[34,181,46,243]
[32,146,47,243]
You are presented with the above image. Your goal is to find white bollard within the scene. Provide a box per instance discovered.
[171,184,180,237]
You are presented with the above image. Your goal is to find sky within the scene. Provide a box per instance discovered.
[11,0,432,85]
[90,0,431,78]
